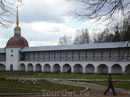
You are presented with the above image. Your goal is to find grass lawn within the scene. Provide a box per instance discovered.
[0,71,130,80]
[0,71,130,92]
[0,80,85,93]
[87,81,130,90]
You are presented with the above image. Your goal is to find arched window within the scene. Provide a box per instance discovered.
[10,64,13,71]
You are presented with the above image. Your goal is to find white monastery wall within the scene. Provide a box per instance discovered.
[0,47,130,74]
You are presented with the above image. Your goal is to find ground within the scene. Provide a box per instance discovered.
[1,78,130,97]
[2,90,130,97]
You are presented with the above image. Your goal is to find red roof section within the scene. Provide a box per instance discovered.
[6,36,29,47]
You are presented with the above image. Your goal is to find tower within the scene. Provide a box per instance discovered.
[5,7,29,71]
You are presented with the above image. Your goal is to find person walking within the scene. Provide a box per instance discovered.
[104,73,117,96]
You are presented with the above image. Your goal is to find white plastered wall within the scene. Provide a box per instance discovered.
[6,47,21,71]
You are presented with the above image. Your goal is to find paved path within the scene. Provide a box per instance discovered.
[45,78,130,94]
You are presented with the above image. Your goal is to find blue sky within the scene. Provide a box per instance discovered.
[0,0,105,48]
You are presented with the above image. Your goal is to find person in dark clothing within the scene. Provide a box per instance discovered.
[104,73,117,96]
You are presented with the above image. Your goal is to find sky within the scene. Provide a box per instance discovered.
[0,0,106,48]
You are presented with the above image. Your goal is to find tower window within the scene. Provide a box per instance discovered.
[11,50,13,53]
[11,55,13,57]
[10,64,13,71]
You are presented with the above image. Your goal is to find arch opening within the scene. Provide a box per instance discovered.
[53,64,61,73]
[85,64,95,74]
[43,64,51,73]
[124,64,130,74]
[62,64,71,73]
[19,63,25,71]
[35,64,42,72]
[0,64,5,71]
[73,64,83,73]
[111,64,122,74]
[97,64,108,74]
[27,63,33,71]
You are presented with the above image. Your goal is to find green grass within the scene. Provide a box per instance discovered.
[0,80,85,93]
[0,71,130,80]
[0,71,130,92]
[87,81,130,90]
[8,74,130,80]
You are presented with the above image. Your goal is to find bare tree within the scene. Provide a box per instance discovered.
[74,29,90,44]
[58,35,72,45]
[122,15,130,41]
[73,0,130,27]
[0,0,14,28]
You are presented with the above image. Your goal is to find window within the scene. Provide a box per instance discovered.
[10,64,13,71]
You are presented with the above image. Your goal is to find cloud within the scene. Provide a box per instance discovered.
[0,21,76,48]
[0,38,8,48]
[18,0,78,23]
[82,16,109,31]
[29,41,58,47]
[0,0,83,48]
[20,22,76,47]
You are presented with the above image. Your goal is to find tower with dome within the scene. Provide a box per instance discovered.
[5,7,28,71]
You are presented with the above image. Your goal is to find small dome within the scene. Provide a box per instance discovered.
[14,25,21,30]
[6,36,29,47]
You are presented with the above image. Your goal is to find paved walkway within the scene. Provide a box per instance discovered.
[45,78,130,95]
